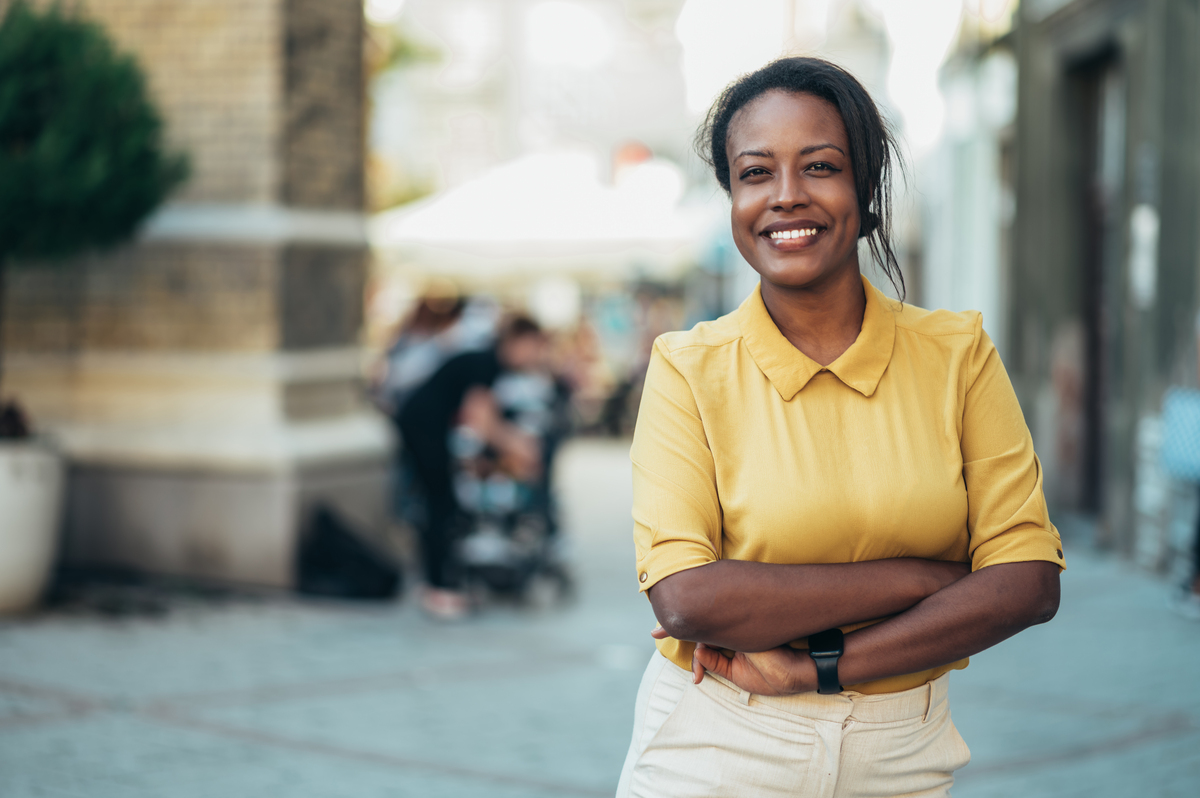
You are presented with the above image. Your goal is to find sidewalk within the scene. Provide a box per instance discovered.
[1,439,1198,797]
[953,546,1200,797]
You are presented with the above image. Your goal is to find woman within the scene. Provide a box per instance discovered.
[617,58,1063,797]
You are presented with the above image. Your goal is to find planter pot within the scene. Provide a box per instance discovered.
[0,440,64,613]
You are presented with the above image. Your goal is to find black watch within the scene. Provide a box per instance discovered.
[807,628,844,695]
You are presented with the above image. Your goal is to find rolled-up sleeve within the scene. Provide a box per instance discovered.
[960,316,1065,571]
[630,339,722,592]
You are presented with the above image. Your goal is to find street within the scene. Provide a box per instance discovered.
[1,438,1198,797]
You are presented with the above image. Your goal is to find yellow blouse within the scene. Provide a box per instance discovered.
[631,276,1064,694]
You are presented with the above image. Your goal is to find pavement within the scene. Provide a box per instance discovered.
[1,438,1198,797]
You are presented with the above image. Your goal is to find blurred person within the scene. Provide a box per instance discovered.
[1179,518,1200,620]
[396,316,549,619]
[552,320,606,421]
[1170,312,1200,621]
[372,281,468,417]
[618,58,1063,798]
[374,286,500,538]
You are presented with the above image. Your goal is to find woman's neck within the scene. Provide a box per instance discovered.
[760,266,866,367]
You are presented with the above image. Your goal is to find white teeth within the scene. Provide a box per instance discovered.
[769,228,820,240]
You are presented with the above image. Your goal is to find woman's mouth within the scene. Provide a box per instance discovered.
[768,227,821,240]
[762,225,826,249]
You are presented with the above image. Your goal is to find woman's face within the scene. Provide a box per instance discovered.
[725,90,861,291]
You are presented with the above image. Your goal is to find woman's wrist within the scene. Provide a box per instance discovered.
[785,648,820,694]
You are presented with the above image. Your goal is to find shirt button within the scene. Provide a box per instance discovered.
[639,572,648,583]
[1056,549,1063,559]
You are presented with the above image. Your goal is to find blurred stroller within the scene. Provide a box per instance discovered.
[449,370,573,603]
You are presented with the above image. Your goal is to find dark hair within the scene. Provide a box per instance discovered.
[696,57,904,299]
[501,314,543,341]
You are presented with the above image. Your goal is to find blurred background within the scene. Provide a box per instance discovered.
[1,0,1198,796]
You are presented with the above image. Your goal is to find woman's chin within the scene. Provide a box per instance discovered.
[755,261,843,291]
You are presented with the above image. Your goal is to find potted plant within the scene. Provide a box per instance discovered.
[0,1,187,612]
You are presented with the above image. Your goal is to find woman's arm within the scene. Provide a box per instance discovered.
[648,557,971,652]
[692,560,1060,694]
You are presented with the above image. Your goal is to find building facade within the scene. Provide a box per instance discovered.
[1010,0,1200,560]
[921,30,1017,359]
[3,0,388,586]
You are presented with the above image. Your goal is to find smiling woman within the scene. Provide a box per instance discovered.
[615,58,1064,798]
[699,58,901,301]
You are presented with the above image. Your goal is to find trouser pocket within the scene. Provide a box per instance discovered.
[835,702,972,798]
[628,673,821,798]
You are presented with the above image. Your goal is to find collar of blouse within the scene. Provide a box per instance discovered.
[737,274,897,401]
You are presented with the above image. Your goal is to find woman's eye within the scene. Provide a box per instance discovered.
[807,162,839,174]
[740,167,769,179]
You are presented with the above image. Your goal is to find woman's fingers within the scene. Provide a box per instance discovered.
[692,644,708,684]
[694,643,738,684]
[650,626,669,640]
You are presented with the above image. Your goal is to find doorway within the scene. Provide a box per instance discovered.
[1068,52,1125,515]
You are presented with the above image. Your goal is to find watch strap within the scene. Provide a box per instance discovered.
[807,628,844,695]
[811,653,842,695]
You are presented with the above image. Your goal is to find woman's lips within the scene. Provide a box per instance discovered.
[762,226,826,250]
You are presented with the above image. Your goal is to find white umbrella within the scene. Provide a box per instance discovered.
[368,151,724,283]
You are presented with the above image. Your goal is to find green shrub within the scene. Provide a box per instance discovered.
[0,1,187,436]
[0,0,188,259]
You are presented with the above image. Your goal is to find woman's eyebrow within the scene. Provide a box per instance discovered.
[800,143,845,156]
[734,148,773,161]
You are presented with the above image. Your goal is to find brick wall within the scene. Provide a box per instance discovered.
[279,245,366,349]
[2,0,367,206]
[2,0,368,356]
[71,0,283,204]
[284,0,365,210]
[7,241,369,353]
[0,0,381,587]
[6,245,279,352]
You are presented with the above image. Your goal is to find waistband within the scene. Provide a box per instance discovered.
[697,661,949,724]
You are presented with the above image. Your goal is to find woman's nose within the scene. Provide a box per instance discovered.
[771,172,809,211]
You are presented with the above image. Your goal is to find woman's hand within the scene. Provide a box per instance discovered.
[690,643,815,696]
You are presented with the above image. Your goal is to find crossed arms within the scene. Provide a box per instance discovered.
[648,557,1060,695]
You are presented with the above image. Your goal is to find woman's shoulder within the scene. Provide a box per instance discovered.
[654,313,744,358]
[887,297,984,345]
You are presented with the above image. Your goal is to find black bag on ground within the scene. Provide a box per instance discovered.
[296,504,402,600]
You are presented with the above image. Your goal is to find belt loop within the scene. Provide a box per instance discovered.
[738,688,752,706]
[921,681,933,723]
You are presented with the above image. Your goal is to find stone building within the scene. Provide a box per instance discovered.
[2,0,388,586]
[920,19,1017,360]
[1009,0,1200,560]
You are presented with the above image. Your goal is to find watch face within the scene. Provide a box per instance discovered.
[808,628,844,657]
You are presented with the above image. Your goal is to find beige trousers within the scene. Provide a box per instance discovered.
[616,652,971,798]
